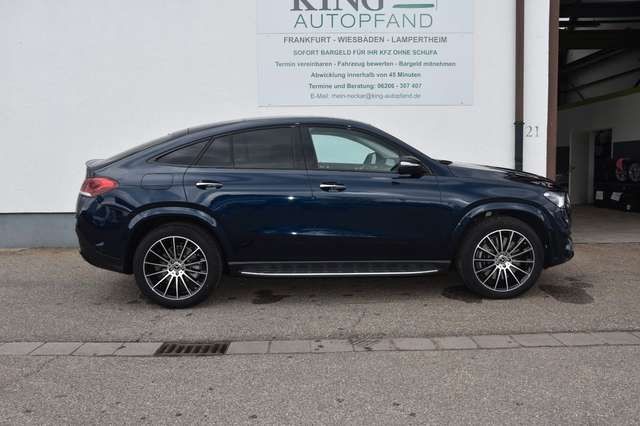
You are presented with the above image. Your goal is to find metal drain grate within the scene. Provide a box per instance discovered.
[155,342,229,356]
[349,336,383,348]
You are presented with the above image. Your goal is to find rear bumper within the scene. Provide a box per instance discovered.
[76,223,127,274]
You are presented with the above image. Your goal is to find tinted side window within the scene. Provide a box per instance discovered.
[156,141,207,165]
[198,136,233,167]
[308,128,403,173]
[233,128,296,169]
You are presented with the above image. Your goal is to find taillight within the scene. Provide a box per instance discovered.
[79,177,119,197]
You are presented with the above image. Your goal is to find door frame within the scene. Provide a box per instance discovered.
[569,130,594,205]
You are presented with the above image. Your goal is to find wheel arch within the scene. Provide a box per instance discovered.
[124,207,230,274]
[450,202,552,265]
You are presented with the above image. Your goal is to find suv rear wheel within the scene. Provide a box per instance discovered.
[133,223,222,308]
[456,216,544,298]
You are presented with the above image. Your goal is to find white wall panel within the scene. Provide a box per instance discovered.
[0,0,548,212]
[523,0,550,177]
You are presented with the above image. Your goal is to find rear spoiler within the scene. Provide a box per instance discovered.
[85,159,106,177]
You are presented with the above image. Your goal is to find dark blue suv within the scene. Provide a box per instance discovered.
[76,117,573,308]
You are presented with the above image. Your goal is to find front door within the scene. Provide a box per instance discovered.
[300,126,446,261]
[183,126,313,262]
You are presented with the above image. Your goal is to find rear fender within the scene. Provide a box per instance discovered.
[125,206,232,270]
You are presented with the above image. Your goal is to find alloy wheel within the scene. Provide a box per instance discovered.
[472,229,535,292]
[142,236,208,301]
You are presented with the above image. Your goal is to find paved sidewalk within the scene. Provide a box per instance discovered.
[2,346,640,424]
[2,330,639,357]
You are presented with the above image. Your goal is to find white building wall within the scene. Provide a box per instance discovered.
[0,0,549,213]
[523,0,550,177]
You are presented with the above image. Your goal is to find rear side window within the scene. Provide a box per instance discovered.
[104,130,188,166]
[197,128,297,169]
[233,128,295,169]
[157,141,207,165]
[198,136,233,167]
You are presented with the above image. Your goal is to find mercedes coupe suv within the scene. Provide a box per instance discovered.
[76,117,573,308]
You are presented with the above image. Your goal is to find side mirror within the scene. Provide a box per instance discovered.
[396,157,426,177]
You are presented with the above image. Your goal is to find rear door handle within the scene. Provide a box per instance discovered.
[195,181,224,190]
[320,183,346,192]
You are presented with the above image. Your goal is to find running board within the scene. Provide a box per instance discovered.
[240,270,439,278]
[231,261,447,278]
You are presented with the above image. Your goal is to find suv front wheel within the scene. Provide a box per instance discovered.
[133,223,222,308]
[457,217,544,298]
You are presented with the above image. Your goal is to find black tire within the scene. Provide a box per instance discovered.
[615,164,628,182]
[133,223,222,308]
[456,216,544,299]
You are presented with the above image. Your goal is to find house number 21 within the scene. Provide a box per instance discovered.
[525,125,540,138]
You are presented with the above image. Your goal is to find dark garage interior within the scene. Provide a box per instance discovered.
[556,0,640,216]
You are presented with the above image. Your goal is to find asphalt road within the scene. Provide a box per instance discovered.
[2,242,640,424]
[1,346,639,425]
[0,243,639,342]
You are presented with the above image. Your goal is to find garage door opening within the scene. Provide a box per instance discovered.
[556,0,640,216]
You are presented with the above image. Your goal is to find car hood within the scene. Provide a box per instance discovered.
[445,161,562,190]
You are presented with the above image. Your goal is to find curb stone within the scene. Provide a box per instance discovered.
[1,331,639,358]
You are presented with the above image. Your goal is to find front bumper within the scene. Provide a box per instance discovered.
[545,234,574,267]
[544,207,574,268]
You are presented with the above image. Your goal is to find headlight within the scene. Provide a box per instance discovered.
[544,191,568,209]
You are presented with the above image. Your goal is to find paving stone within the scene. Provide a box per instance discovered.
[73,342,123,356]
[31,342,83,356]
[591,332,640,345]
[312,339,354,353]
[226,341,270,355]
[353,339,395,352]
[392,338,436,351]
[472,335,520,349]
[434,336,478,350]
[0,342,45,355]
[552,333,605,346]
[270,340,311,354]
[512,334,563,347]
[114,343,163,357]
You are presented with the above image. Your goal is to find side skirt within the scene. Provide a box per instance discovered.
[228,260,450,278]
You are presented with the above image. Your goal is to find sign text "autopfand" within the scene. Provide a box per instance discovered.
[290,0,435,30]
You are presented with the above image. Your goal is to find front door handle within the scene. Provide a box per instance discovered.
[320,183,346,192]
[195,181,224,190]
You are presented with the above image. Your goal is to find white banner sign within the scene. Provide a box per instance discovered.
[257,0,473,106]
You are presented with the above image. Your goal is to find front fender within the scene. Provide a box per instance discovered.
[449,201,553,256]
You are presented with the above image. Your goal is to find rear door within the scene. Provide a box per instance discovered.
[300,126,446,261]
[183,126,314,262]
